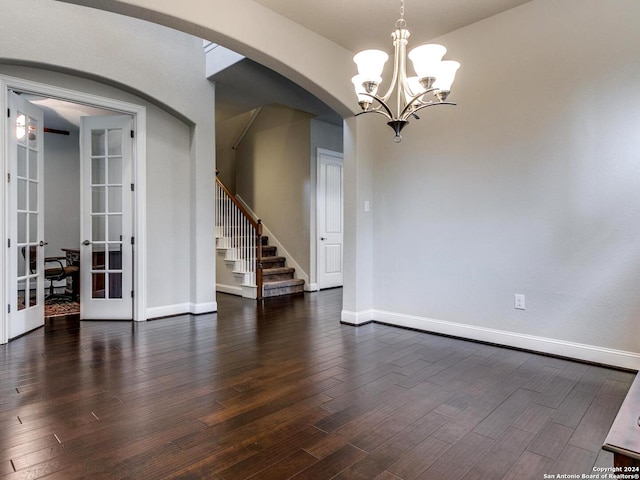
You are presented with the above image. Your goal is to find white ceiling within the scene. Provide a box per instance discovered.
[253,0,533,52]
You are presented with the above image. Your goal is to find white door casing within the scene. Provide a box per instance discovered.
[7,92,45,338]
[317,149,344,289]
[80,115,133,320]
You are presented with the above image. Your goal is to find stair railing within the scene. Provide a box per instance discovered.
[215,176,263,299]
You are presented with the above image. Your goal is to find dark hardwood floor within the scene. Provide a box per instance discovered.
[0,289,635,479]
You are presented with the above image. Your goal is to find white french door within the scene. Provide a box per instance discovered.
[7,92,45,338]
[80,115,133,320]
[317,149,344,289]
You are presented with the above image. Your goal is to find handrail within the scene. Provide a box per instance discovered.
[215,176,263,299]
[216,177,260,230]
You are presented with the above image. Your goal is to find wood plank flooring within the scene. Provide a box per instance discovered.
[0,289,635,479]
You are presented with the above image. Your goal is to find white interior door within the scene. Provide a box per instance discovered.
[80,115,133,320]
[7,92,45,338]
[317,149,344,289]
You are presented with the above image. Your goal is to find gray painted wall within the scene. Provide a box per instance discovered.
[235,105,313,276]
[365,0,640,358]
[234,106,343,285]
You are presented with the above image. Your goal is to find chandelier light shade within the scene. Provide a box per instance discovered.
[352,0,460,142]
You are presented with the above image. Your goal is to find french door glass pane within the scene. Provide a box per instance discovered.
[92,130,105,156]
[92,216,106,242]
[108,129,122,155]
[92,273,105,298]
[92,187,106,213]
[108,273,122,299]
[92,157,106,184]
[108,187,122,212]
[18,213,27,243]
[27,117,38,149]
[29,181,37,211]
[29,214,38,243]
[108,157,122,184]
[18,179,27,210]
[28,149,37,180]
[17,146,27,176]
[108,215,122,242]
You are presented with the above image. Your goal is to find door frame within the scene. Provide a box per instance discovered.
[315,147,344,290]
[0,75,147,344]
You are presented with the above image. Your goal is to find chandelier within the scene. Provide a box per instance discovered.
[351,0,460,142]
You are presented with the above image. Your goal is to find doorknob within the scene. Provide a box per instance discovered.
[82,240,91,246]
[320,237,327,241]
[39,241,48,247]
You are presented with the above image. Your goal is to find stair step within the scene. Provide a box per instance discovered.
[261,256,285,268]
[262,278,305,298]
[261,245,277,257]
[261,267,295,281]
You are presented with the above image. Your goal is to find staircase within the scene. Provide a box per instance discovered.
[259,238,305,298]
[216,177,305,299]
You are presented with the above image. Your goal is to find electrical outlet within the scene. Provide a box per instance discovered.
[514,294,526,310]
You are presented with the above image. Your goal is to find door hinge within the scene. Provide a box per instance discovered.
[131,236,135,245]
[7,239,10,248]
[131,183,134,192]
[7,108,10,118]
[131,290,134,298]
[7,173,10,183]
[7,304,10,314]
[130,130,134,139]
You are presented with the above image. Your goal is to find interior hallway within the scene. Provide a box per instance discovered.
[0,289,634,479]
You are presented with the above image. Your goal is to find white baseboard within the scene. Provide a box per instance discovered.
[191,301,217,315]
[216,284,243,296]
[343,308,640,370]
[146,301,217,319]
[340,309,374,325]
[305,283,319,292]
[146,303,191,319]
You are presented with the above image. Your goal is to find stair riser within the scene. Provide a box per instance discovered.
[263,284,304,298]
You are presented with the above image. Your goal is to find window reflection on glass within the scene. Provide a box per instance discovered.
[27,117,37,149]
[16,114,26,141]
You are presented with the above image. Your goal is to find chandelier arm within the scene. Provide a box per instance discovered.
[360,93,394,120]
[355,109,394,121]
[398,88,438,119]
[380,26,404,103]
[400,101,456,121]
